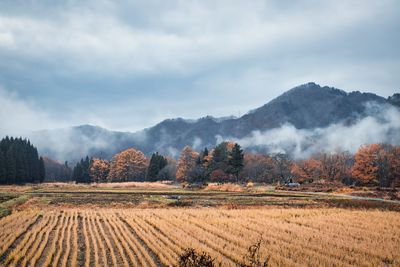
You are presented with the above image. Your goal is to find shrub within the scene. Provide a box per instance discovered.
[178,248,216,267]
[178,240,269,267]
[238,239,269,267]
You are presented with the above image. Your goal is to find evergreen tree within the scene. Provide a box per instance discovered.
[73,156,92,183]
[0,151,5,184]
[212,143,228,163]
[0,137,44,184]
[146,152,168,182]
[208,142,234,176]
[228,143,244,182]
[195,156,202,165]
[5,147,16,184]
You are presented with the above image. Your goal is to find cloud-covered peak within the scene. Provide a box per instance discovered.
[0,0,399,133]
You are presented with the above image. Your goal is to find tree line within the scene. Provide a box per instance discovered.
[0,137,45,184]
[1,135,399,188]
[72,149,177,183]
[72,142,399,187]
[72,142,245,184]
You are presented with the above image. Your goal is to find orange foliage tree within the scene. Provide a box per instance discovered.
[291,158,322,183]
[352,144,400,187]
[108,148,147,182]
[89,158,110,183]
[176,146,199,183]
[351,144,381,185]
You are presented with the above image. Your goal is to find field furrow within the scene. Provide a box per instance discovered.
[118,214,162,267]
[0,207,398,267]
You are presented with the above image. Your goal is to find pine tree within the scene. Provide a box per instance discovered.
[146,152,168,182]
[0,137,43,184]
[0,151,5,184]
[5,147,16,184]
[73,156,92,183]
[228,143,244,182]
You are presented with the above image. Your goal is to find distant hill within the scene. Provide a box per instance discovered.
[30,82,398,162]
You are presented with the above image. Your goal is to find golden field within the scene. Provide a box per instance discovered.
[0,208,399,267]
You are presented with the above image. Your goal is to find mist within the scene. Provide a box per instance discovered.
[0,88,63,137]
[232,103,400,159]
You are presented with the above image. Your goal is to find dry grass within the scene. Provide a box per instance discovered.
[39,181,177,191]
[91,181,176,189]
[0,208,399,266]
[204,183,244,192]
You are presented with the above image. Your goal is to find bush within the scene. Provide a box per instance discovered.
[178,239,269,267]
[238,239,269,267]
[178,248,216,267]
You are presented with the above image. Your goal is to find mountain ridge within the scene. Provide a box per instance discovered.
[30,82,397,162]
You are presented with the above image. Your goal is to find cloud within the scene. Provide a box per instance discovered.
[0,0,399,132]
[0,87,64,137]
[1,0,396,76]
[233,103,400,158]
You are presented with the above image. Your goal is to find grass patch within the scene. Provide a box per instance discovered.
[0,194,31,218]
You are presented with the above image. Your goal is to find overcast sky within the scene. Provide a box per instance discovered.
[0,0,399,134]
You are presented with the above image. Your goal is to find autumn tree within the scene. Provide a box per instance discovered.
[89,158,110,183]
[240,153,275,183]
[351,144,381,185]
[352,144,400,187]
[291,158,322,184]
[271,153,292,184]
[202,148,213,169]
[108,148,147,182]
[314,152,353,183]
[391,146,400,187]
[376,144,400,187]
[176,146,199,183]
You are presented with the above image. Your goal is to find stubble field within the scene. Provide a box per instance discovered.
[0,207,399,267]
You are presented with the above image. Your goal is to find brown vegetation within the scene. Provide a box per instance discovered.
[0,208,399,266]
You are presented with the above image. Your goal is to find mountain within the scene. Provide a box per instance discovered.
[30,82,397,162]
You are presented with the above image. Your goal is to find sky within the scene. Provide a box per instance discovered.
[0,0,399,135]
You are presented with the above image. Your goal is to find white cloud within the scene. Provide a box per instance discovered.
[0,0,398,132]
[0,87,63,137]
[233,103,400,159]
[0,0,395,76]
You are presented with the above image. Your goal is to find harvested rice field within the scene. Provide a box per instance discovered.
[0,208,399,267]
